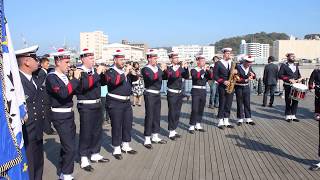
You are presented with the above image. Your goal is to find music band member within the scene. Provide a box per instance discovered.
[46,48,82,180]
[165,51,189,139]
[214,48,235,129]
[278,52,302,122]
[77,48,109,171]
[235,55,256,126]
[103,49,138,160]
[188,54,212,134]
[308,66,320,171]
[141,49,167,149]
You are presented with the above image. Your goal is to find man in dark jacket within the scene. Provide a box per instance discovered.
[16,45,45,180]
[262,56,279,107]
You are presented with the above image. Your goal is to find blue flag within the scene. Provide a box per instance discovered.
[0,0,29,179]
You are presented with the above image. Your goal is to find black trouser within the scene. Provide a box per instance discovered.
[51,111,76,174]
[284,85,298,116]
[78,105,103,157]
[144,92,161,136]
[189,89,206,125]
[167,92,183,130]
[235,85,251,119]
[25,139,43,180]
[318,121,320,157]
[315,88,320,114]
[217,85,234,118]
[43,104,54,133]
[106,97,133,146]
[263,85,276,106]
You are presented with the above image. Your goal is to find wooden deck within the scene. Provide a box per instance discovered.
[43,94,320,180]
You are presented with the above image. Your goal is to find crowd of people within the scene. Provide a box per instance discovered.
[14,45,320,180]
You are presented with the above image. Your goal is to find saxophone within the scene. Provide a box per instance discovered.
[226,60,240,94]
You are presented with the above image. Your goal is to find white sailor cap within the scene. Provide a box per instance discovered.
[195,54,206,60]
[286,52,295,57]
[50,48,71,60]
[221,47,232,53]
[168,51,179,58]
[113,49,125,58]
[15,45,39,57]
[146,49,158,57]
[80,48,94,57]
[242,55,254,63]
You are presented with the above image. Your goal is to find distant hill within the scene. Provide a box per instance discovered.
[214,32,289,54]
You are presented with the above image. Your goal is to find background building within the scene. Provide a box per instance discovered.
[172,45,215,62]
[102,43,144,64]
[122,40,148,53]
[273,39,320,61]
[80,31,108,60]
[240,40,270,64]
[156,48,169,63]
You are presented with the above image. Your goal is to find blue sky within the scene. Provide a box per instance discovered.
[5,0,320,54]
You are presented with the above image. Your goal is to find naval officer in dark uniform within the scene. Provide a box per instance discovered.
[165,51,189,140]
[235,55,256,126]
[46,48,82,180]
[16,45,45,180]
[214,48,235,129]
[188,54,213,134]
[77,48,109,171]
[103,49,138,160]
[278,52,302,122]
[308,67,320,171]
[33,56,56,135]
[141,49,167,149]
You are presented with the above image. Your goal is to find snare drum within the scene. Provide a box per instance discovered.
[290,83,308,101]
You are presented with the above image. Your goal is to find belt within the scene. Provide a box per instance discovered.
[108,93,130,100]
[192,85,206,89]
[145,89,160,94]
[167,88,182,94]
[77,99,101,104]
[51,107,72,113]
[235,83,249,86]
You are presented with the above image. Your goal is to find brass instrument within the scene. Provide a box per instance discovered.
[226,60,240,94]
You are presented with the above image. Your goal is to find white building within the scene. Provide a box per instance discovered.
[172,45,215,62]
[102,43,145,63]
[240,40,270,64]
[156,48,169,63]
[80,31,108,60]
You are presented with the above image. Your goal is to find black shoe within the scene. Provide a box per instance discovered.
[226,125,234,128]
[292,118,299,122]
[175,134,181,138]
[218,126,225,130]
[90,158,110,163]
[309,165,320,171]
[81,165,94,172]
[286,119,292,122]
[247,122,256,126]
[196,128,206,132]
[122,149,138,155]
[144,144,153,149]
[152,139,167,144]
[268,104,273,107]
[169,136,176,141]
[237,122,243,126]
[189,130,195,134]
[113,154,123,160]
[262,104,266,107]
